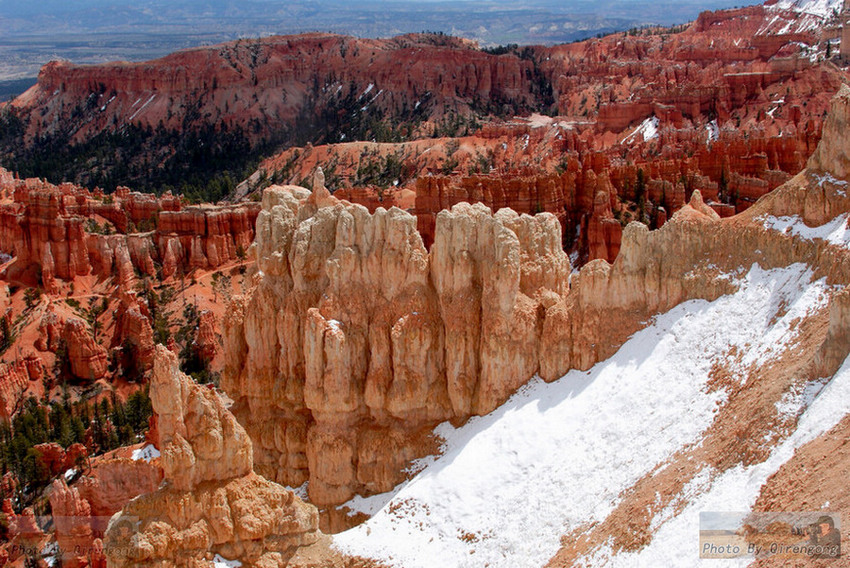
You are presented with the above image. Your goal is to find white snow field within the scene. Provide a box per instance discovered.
[623,116,659,144]
[333,264,839,568]
[131,443,161,462]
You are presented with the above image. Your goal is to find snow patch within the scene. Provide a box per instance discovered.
[813,171,849,191]
[128,94,156,122]
[131,444,160,462]
[624,116,659,144]
[344,485,402,517]
[706,120,719,144]
[212,554,242,568]
[775,376,831,418]
[770,0,842,19]
[286,482,309,500]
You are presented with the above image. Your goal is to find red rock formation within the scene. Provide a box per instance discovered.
[61,318,108,381]
[415,171,569,246]
[76,458,163,522]
[0,185,90,287]
[32,442,88,478]
[49,479,94,568]
[193,309,218,365]
[38,455,162,568]
[33,442,68,477]
[259,55,834,261]
[0,2,839,278]
[2,501,45,564]
[585,187,623,264]
[156,203,260,275]
[0,359,35,421]
[35,303,62,351]
[0,171,260,286]
[15,34,535,147]
[111,294,156,375]
[333,186,415,212]
[6,3,828,155]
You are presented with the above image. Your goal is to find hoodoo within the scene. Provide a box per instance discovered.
[104,346,322,567]
[223,184,570,526]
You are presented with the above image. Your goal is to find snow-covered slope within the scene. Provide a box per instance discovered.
[771,0,843,18]
[333,263,837,568]
[623,116,659,144]
[587,352,850,567]
[761,213,850,249]
[759,0,842,34]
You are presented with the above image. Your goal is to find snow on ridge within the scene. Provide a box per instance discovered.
[761,213,850,249]
[334,264,826,568]
[131,443,160,462]
[770,0,842,18]
[759,0,840,35]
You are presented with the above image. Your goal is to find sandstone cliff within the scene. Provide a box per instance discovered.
[105,346,320,567]
[223,180,570,526]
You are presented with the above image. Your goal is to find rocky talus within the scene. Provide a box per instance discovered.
[104,346,321,567]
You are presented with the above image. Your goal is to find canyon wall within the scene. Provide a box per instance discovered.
[14,33,537,146]
[7,7,832,150]
[222,181,570,526]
